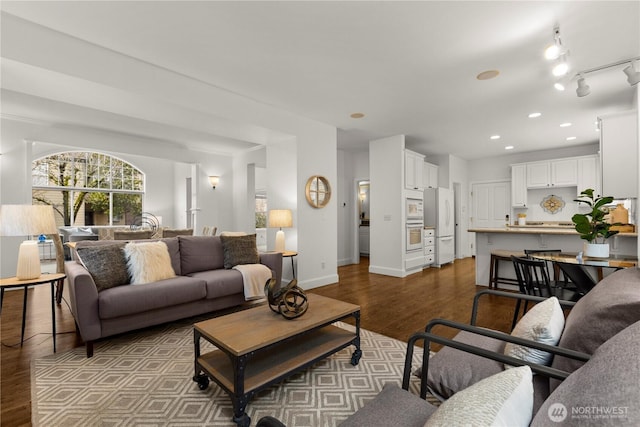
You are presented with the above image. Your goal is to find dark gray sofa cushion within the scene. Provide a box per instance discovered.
[98,276,207,319]
[340,383,437,427]
[188,269,244,299]
[220,234,259,268]
[179,236,225,275]
[426,330,505,400]
[532,320,640,426]
[76,243,129,292]
[551,268,640,390]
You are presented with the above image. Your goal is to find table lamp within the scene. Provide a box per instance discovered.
[268,209,293,252]
[0,205,59,280]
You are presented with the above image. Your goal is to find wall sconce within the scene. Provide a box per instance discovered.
[208,176,220,189]
[268,209,293,252]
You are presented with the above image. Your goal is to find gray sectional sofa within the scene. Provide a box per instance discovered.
[65,235,282,357]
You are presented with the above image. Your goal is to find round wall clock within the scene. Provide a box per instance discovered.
[305,175,331,208]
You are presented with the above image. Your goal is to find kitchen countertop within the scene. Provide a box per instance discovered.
[468,227,638,237]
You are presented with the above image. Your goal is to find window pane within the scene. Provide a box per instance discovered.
[113,193,142,226]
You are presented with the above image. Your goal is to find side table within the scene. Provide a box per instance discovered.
[281,251,298,278]
[0,273,66,352]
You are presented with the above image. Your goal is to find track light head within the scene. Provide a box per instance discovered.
[623,61,640,86]
[544,26,564,60]
[576,76,590,97]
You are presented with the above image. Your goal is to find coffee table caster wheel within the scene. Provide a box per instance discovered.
[351,349,362,366]
[194,374,209,390]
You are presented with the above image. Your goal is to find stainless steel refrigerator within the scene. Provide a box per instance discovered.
[424,187,455,266]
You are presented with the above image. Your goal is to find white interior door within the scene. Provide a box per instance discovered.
[471,181,511,229]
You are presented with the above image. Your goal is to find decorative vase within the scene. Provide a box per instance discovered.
[584,242,609,258]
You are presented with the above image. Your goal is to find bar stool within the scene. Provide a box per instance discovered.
[489,249,524,289]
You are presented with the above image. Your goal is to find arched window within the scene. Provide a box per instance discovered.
[32,152,145,226]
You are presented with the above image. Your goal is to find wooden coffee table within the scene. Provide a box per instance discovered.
[192,293,361,427]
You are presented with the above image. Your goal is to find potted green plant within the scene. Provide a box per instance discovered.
[572,188,619,257]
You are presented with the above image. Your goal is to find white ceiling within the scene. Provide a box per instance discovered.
[1,1,639,159]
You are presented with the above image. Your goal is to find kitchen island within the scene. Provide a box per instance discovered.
[469,226,638,287]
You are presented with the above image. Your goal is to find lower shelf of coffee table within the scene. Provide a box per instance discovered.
[198,324,355,393]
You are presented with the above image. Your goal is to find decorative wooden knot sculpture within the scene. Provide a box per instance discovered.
[265,277,309,320]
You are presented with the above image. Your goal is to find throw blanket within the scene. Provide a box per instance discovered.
[233,264,273,300]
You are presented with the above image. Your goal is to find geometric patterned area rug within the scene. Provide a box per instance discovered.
[32,317,433,427]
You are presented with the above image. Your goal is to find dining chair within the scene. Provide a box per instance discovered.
[510,256,583,329]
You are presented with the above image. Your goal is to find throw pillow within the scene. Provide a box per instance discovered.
[424,365,533,427]
[124,241,176,284]
[220,234,259,269]
[504,296,565,367]
[76,244,129,292]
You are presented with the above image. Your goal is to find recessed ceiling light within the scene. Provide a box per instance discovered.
[554,82,566,91]
[477,70,500,80]
[560,122,572,127]
[350,113,365,119]
[505,145,514,150]
[528,112,542,118]
[490,135,501,140]
[566,136,577,141]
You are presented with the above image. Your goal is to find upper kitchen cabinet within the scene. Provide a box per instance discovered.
[576,155,600,197]
[423,162,439,189]
[600,111,638,198]
[511,163,527,207]
[526,158,577,188]
[405,149,425,190]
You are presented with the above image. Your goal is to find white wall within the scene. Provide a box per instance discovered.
[369,135,404,276]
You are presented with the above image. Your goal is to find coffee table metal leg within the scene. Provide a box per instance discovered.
[351,311,362,365]
[232,354,250,427]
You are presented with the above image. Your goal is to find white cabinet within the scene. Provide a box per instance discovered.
[359,226,370,255]
[600,111,638,198]
[424,229,435,266]
[551,159,578,187]
[577,155,600,196]
[526,159,577,188]
[423,162,439,189]
[511,164,527,207]
[526,162,550,188]
[405,150,425,190]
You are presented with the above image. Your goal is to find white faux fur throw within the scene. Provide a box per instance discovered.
[124,241,176,284]
[233,263,272,300]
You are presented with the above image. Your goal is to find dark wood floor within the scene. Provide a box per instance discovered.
[1,256,517,426]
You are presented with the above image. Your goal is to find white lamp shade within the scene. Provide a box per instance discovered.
[269,209,293,228]
[16,240,41,280]
[0,205,58,236]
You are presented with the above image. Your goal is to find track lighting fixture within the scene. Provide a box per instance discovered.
[623,60,640,86]
[576,75,590,97]
[570,56,640,97]
[544,26,564,60]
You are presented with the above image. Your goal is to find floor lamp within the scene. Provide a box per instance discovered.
[268,209,293,252]
[0,205,61,280]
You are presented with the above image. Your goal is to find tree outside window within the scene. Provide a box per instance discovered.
[32,152,144,226]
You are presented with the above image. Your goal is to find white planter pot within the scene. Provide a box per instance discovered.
[584,242,609,258]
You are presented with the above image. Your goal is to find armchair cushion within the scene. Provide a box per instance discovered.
[426,330,505,400]
[339,383,437,427]
[532,319,640,426]
[504,297,564,367]
[425,365,533,427]
[551,268,640,390]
